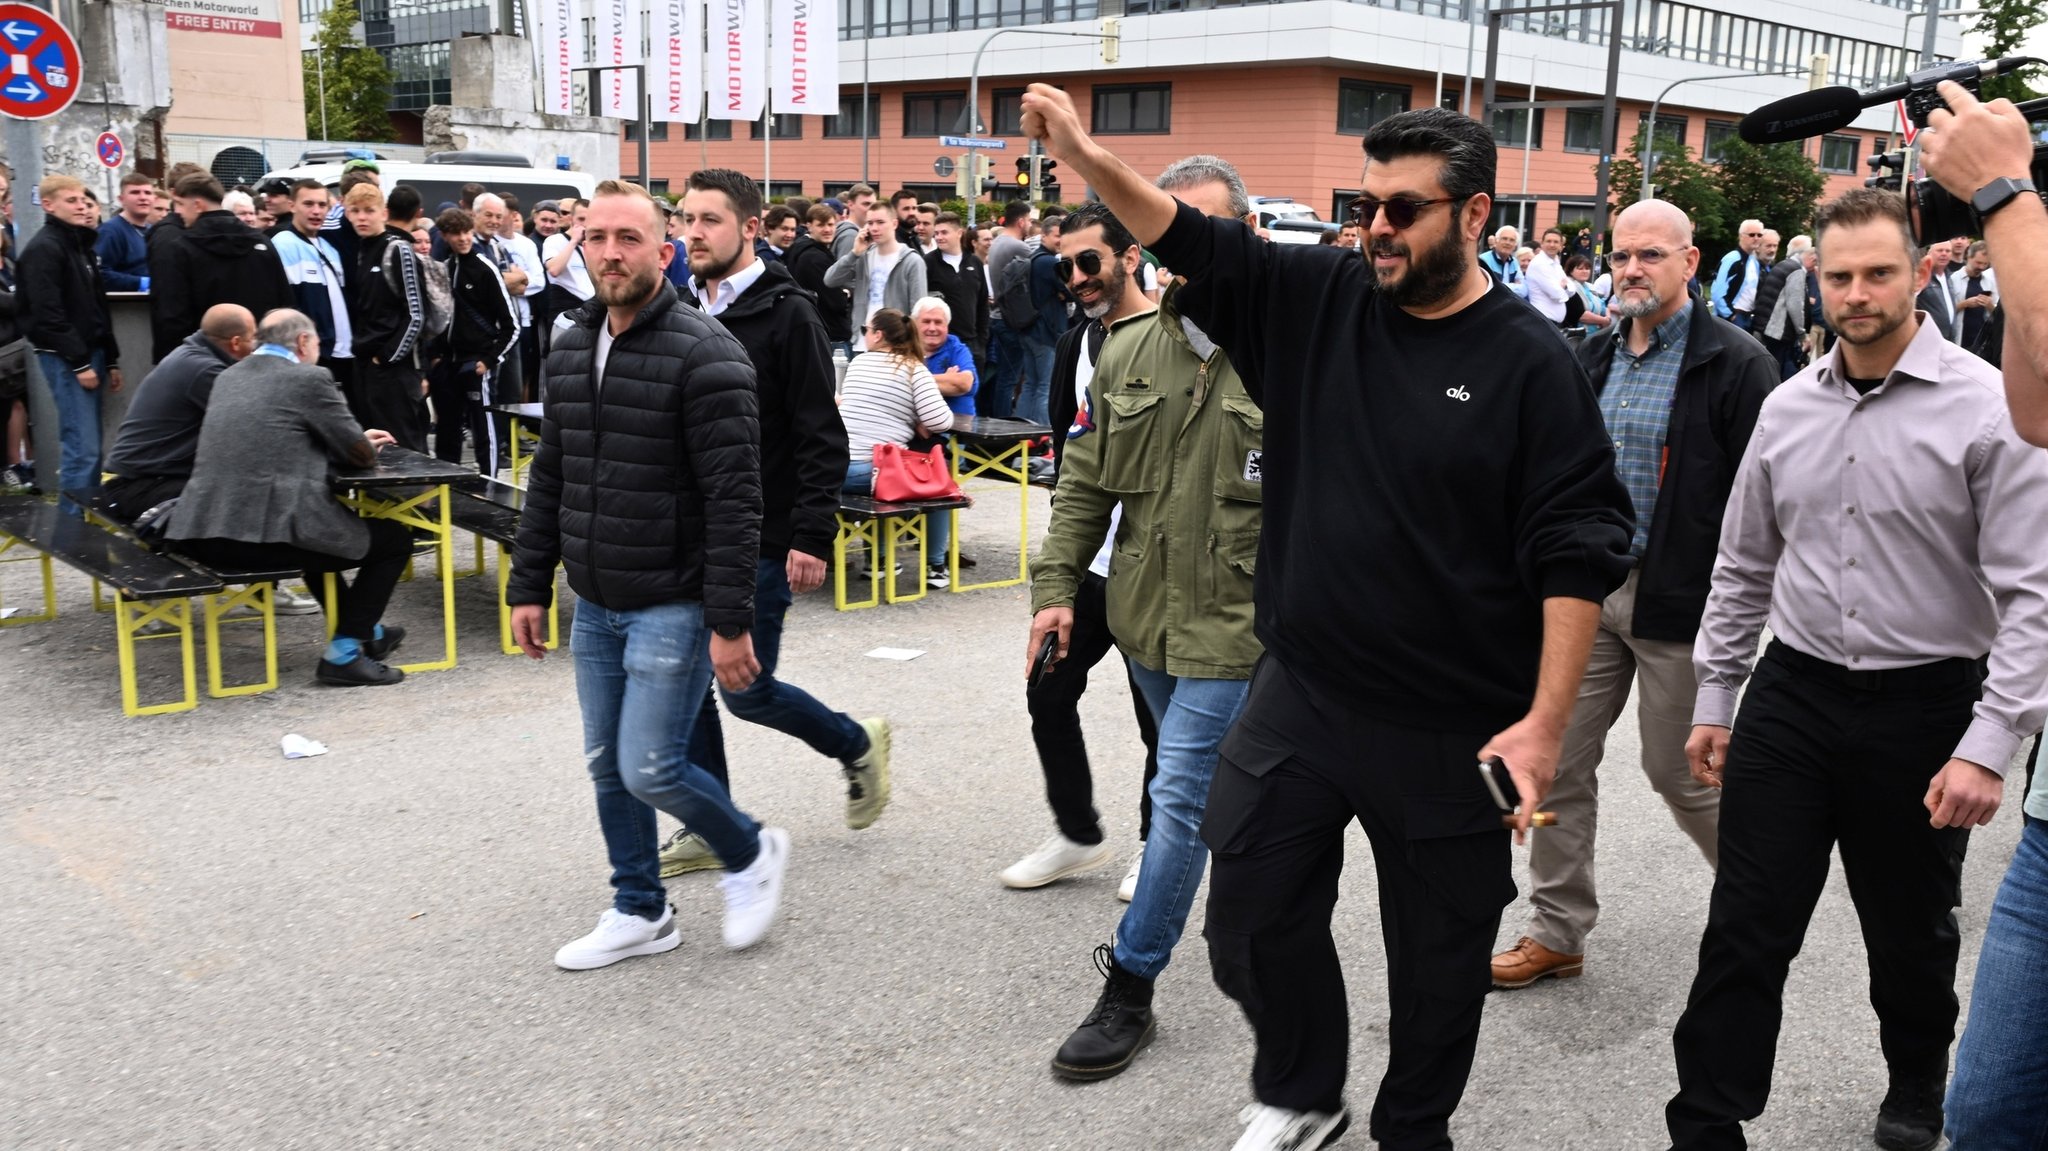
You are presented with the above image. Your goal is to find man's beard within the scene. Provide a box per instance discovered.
[1826,299,1913,347]
[1079,260,1129,319]
[1611,282,1664,319]
[593,260,662,308]
[1371,227,1471,308]
[688,238,743,283]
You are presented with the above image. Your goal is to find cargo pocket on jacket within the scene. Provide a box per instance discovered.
[1213,392,1266,506]
[1099,388,1165,494]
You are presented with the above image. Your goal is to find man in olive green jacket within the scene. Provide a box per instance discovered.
[1026,196,1262,1085]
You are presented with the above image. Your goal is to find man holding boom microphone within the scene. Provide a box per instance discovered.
[1918,78,2048,1147]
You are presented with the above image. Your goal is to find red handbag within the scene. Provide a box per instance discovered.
[872,442,964,502]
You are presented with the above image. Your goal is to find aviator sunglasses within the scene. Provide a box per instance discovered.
[1346,195,1463,230]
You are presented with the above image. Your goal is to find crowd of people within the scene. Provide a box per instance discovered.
[5,76,2047,1151]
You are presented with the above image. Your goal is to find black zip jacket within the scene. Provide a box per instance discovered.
[149,210,294,362]
[680,260,846,563]
[1152,198,1634,734]
[1575,302,1775,641]
[19,217,119,371]
[353,227,427,365]
[925,248,991,350]
[443,247,518,367]
[785,234,852,342]
[506,280,761,628]
[1048,317,1108,467]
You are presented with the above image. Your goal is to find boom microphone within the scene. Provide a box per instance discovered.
[1739,57,2043,145]
[1738,86,1864,144]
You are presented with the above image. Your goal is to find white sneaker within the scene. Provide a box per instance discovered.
[999,833,1114,890]
[274,586,324,616]
[1231,1103,1349,1151]
[719,827,790,950]
[1117,843,1145,903]
[553,905,681,970]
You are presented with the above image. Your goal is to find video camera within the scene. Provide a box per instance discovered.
[1738,57,2048,245]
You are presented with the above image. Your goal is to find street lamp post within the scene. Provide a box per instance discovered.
[964,24,1117,228]
[1641,67,1811,202]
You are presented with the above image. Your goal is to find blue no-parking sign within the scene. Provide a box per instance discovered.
[0,3,81,121]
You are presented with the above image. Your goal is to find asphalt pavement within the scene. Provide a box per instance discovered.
[2,483,2023,1149]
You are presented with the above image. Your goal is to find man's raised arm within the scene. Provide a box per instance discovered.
[1019,84,1179,246]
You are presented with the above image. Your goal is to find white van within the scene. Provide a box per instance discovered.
[261,152,599,213]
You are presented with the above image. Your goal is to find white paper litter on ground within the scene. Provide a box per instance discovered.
[865,647,926,661]
[281,734,329,759]
[0,607,20,619]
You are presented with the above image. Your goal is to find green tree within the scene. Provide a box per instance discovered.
[1711,138,1827,257]
[1969,0,2045,104]
[1608,125,1728,250]
[303,0,391,142]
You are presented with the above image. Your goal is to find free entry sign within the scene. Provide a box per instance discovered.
[0,3,81,121]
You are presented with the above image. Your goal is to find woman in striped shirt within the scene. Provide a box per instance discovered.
[840,307,961,586]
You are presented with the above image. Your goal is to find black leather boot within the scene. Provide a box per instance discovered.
[1050,944,1156,1081]
[1873,1077,1944,1151]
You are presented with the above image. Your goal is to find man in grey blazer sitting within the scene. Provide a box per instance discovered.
[166,309,416,687]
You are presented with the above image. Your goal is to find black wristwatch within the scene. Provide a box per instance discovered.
[1971,176,2038,223]
[713,623,747,640]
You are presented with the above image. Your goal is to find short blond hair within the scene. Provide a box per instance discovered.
[38,174,84,202]
[343,183,386,210]
[590,179,663,229]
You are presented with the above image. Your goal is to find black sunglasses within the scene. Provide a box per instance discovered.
[1055,249,1107,281]
[1346,196,1462,230]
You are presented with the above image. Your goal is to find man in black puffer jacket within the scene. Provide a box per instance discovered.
[506,180,791,972]
[656,169,889,882]
[19,174,123,503]
[149,171,293,362]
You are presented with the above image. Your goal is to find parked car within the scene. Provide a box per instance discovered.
[1251,196,1328,245]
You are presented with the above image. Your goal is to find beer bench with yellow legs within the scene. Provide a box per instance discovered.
[0,495,224,716]
[448,476,559,655]
[832,493,973,611]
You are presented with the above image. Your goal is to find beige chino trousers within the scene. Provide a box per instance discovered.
[1524,569,1721,955]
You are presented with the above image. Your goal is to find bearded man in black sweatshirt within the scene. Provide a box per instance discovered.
[1018,89,1634,1151]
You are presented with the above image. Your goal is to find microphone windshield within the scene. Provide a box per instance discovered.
[1738,87,1865,144]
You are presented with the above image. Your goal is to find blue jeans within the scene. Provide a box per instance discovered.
[687,556,867,791]
[1113,659,1250,980]
[845,458,948,566]
[1947,815,2048,1147]
[984,318,1023,421]
[1014,330,1057,427]
[39,351,108,509]
[572,600,761,919]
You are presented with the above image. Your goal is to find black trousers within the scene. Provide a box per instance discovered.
[1667,641,1981,1150]
[517,323,540,401]
[175,517,415,642]
[351,358,429,454]
[1203,656,1513,1149]
[97,473,185,523]
[428,358,497,470]
[1025,571,1160,844]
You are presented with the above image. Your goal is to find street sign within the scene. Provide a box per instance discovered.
[1897,99,1918,146]
[95,130,122,169]
[940,135,1006,151]
[932,155,956,178]
[0,3,82,121]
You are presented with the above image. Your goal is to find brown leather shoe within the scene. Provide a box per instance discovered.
[1491,936,1584,989]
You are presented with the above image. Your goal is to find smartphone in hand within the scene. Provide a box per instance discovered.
[1029,633,1059,688]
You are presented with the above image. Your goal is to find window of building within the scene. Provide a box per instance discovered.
[992,88,1026,136]
[1637,112,1687,151]
[903,90,968,137]
[684,120,734,141]
[1703,120,1739,164]
[1563,108,1611,154]
[766,180,804,201]
[1092,83,1172,135]
[1337,80,1408,135]
[824,94,879,139]
[1820,134,1860,174]
[1489,199,1535,239]
[1332,189,1361,223]
[899,182,956,205]
[646,179,670,196]
[623,120,670,141]
[750,114,804,140]
[1491,98,1542,149]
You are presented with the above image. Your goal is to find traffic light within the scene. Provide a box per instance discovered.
[1016,157,1031,188]
[976,154,998,197]
[1040,158,1059,202]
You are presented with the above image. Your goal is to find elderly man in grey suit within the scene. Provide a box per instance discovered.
[166,309,416,687]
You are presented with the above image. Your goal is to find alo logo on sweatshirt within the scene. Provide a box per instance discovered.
[1445,385,1471,402]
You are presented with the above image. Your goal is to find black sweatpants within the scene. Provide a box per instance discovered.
[350,357,429,454]
[1026,571,1161,844]
[176,517,415,642]
[1666,641,1981,1150]
[1202,656,1513,1149]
